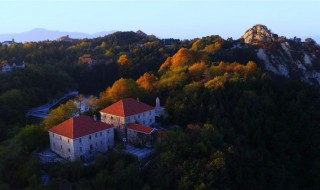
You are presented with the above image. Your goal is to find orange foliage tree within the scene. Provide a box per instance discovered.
[170,48,195,69]
[136,73,159,92]
[204,41,222,53]
[98,78,144,107]
[117,54,132,66]
[158,48,197,72]
[117,54,133,76]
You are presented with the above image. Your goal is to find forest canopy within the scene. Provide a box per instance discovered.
[0,31,319,189]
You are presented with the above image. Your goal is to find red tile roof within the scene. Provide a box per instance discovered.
[48,115,113,139]
[100,98,154,117]
[127,123,156,134]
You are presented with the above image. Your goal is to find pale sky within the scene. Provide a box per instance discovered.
[0,0,319,40]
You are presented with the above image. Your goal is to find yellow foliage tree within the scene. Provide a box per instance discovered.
[188,62,208,81]
[117,54,132,66]
[204,73,229,89]
[44,100,78,130]
[158,69,188,90]
[100,41,107,48]
[191,39,204,51]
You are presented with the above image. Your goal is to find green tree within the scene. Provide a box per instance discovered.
[44,100,78,129]
[15,125,49,152]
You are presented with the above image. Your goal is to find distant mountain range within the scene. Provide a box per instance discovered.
[0,28,116,42]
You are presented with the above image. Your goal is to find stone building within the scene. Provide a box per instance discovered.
[48,115,114,161]
[127,123,158,146]
[100,98,156,141]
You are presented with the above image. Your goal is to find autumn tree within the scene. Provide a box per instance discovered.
[98,78,145,108]
[191,39,204,51]
[188,62,208,81]
[170,48,195,69]
[136,73,158,92]
[159,57,172,73]
[78,54,92,64]
[44,100,78,129]
[159,48,197,72]
[100,41,107,48]
[117,54,133,76]
[244,61,258,78]
[204,41,222,53]
[117,54,132,66]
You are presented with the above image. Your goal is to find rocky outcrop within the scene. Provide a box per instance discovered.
[238,25,320,85]
[136,30,148,38]
[242,24,278,44]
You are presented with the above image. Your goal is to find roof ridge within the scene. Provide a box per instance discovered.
[121,99,125,117]
[71,117,74,139]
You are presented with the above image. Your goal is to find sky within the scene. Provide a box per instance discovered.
[0,0,319,40]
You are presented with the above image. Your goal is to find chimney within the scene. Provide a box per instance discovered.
[137,98,140,102]
[156,97,160,107]
[93,115,97,121]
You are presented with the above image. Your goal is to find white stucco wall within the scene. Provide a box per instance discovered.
[127,129,139,143]
[49,132,75,160]
[49,127,114,161]
[100,113,125,127]
[100,109,156,127]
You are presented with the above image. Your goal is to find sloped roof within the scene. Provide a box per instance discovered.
[127,123,156,134]
[48,115,113,139]
[100,98,154,117]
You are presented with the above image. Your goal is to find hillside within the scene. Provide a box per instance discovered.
[241,24,320,84]
[0,25,320,189]
[186,24,320,86]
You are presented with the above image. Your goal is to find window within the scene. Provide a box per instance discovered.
[80,147,83,152]
[96,142,98,147]
[143,121,145,125]
[138,115,140,118]
[100,141,102,145]
[150,119,152,123]
[60,145,62,149]
[79,138,82,143]
[68,139,69,143]
[107,130,109,134]
[143,113,145,117]
[60,136,62,140]
[95,133,97,138]
[149,111,151,115]
[89,135,91,140]
[52,134,54,138]
[100,132,102,136]
[68,148,70,152]
[53,143,55,147]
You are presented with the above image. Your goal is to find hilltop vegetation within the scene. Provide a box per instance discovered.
[0,27,320,189]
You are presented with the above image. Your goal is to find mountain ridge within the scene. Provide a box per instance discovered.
[238,24,320,85]
[0,28,116,42]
